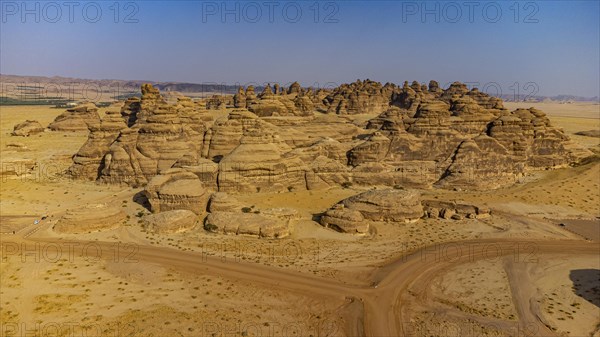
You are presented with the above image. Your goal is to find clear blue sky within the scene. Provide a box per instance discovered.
[1,0,599,97]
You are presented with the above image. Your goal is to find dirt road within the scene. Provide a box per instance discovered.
[3,230,596,337]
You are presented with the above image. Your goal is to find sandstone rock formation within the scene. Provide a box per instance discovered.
[143,210,199,234]
[422,200,491,220]
[324,80,397,115]
[5,142,29,151]
[69,104,128,180]
[233,87,246,108]
[204,212,290,238]
[349,85,584,190]
[320,188,423,234]
[203,192,295,238]
[206,95,228,110]
[143,170,210,215]
[11,120,44,136]
[68,82,588,194]
[339,189,423,222]
[320,205,368,234]
[54,203,126,234]
[72,84,208,186]
[203,109,275,160]
[207,192,243,213]
[217,130,307,193]
[48,103,101,131]
[243,82,313,117]
[575,130,600,138]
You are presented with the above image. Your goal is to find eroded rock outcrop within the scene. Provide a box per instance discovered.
[207,192,244,212]
[144,170,210,214]
[48,103,101,131]
[234,82,314,117]
[69,104,128,180]
[12,120,44,136]
[54,203,126,234]
[324,80,397,115]
[575,130,600,138]
[340,189,423,222]
[87,84,208,186]
[320,205,368,234]
[422,200,491,220]
[143,210,199,234]
[68,82,587,194]
[320,188,423,233]
[350,83,584,189]
[203,109,275,160]
[204,212,290,238]
[218,130,307,193]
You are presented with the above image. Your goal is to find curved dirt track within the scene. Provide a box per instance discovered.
[7,233,595,337]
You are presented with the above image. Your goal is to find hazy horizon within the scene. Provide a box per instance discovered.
[2,1,599,97]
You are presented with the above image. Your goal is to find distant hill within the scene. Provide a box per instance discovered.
[0,74,241,93]
[1,74,597,105]
[500,94,599,103]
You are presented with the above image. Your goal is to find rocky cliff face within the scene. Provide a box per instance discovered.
[69,82,587,195]
[348,82,581,190]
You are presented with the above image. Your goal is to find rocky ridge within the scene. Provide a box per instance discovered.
[64,81,590,237]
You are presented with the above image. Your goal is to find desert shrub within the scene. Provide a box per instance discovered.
[204,223,218,232]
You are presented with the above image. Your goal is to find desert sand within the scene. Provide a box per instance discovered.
[1,85,599,337]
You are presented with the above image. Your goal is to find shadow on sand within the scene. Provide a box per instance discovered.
[569,269,600,308]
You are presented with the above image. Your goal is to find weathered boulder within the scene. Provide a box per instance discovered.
[48,103,101,131]
[54,203,126,234]
[340,189,423,222]
[575,130,600,138]
[143,210,199,234]
[5,142,28,151]
[144,170,210,214]
[423,200,491,220]
[320,205,369,234]
[204,212,290,238]
[207,192,243,213]
[11,120,44,136]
